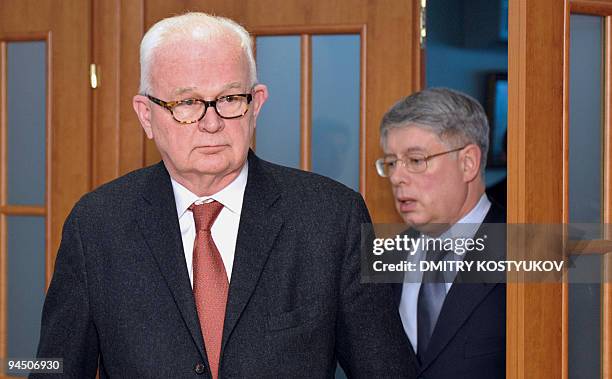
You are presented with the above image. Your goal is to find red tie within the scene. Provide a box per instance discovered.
[190,201,228,379]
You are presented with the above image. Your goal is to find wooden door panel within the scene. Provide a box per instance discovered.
[0,0,92,271]
[0,0,91,373]
[92,0,145,184]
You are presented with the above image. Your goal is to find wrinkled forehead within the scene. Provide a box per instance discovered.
[383,123,448,153]
[150,37,250,91]
[152,34,246,66]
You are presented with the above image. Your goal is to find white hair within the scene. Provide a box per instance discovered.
[138,12,257,94]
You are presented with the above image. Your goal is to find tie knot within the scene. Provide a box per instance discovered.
[189,201,224,231]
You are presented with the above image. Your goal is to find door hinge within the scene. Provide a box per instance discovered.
[90,63,99,89]
[419,0,427,49]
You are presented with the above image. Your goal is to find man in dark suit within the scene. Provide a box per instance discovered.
[33,12,417,378]
[376,88,506,378]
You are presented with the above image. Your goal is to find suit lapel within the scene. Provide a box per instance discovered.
[419,203,506,371]
[137,162,207,360]
[418,283,497,371]
[222,152,283,349]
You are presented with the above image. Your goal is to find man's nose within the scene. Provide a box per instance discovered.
[389,165,411,187]
[197,106,224,133]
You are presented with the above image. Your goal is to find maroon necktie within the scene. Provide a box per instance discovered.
[190,201,228,379]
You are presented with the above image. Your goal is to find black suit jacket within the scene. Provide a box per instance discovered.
[393,202,506,379]
[33,152,417,378]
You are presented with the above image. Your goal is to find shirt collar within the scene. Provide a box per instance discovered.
[442,193,491,239]
[171,161,249,219]
[422,193,491,241]
[457,193,491,225]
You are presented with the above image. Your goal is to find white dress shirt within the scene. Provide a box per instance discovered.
[398,193,491,353]
[170,162,248,286]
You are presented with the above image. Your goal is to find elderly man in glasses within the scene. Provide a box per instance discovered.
[34,12,416,379]
[376,88,506,379]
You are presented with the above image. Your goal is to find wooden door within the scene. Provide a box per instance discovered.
[0,0,91,376]
[509,0,612,377]
[92,0,423,223]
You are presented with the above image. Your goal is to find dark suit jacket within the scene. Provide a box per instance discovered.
[33,152,417,378]
[393,202,506,379]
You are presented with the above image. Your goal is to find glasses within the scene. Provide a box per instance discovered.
[146,93,253,124]
[375,146,466,177]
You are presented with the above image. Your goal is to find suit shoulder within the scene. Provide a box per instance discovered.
[74,163,161,210]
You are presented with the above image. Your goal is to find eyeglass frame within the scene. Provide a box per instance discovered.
[146,93,253,124]
[375,145,467,177]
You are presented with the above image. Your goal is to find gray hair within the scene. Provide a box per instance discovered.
[380,87,490,174]
[139,12,257,94]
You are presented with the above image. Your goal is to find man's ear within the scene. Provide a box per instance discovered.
[133,95,154,139]
[250,84,269,121]
[460,144,482,182]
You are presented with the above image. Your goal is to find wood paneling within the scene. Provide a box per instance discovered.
[571,0,612,14]
[300,34,312,171]
[118,1,146,176]
[359,28,368,194]
[41,1,92,280]
[412,0,425,92]
[361,0,421,222]
[0,206,45,217]
[92,0,146,187]
[92,0,120,186]
[507,0,566,377]
[250,24,365,35]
